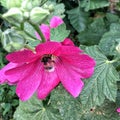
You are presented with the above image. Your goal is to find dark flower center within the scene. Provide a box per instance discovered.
[41,54,55,72]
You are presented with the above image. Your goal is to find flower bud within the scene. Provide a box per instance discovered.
[1,29,25,52]
[6,0,22,9]
[43,4,54,13]
[2,8,23,23]
[21,0,41,11]
[30,7,50,24]
[48,4,54,13]
[21,0,33,11]
[23,11,30,20]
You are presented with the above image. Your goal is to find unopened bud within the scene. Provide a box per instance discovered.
[6,0,22,9]
[1,29,25,52]
[48,4,54,12]
[43,4,54,12]
[2,8,23,23]
[30,7,50,24]
[22,0,33,11]
[23,11,30,20]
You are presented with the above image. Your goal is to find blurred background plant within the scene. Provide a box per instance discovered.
[0,0,120,120]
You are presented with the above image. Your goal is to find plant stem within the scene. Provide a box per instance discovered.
[20,22,38,40]
[40,0,48,6]
[20,22,24,30]
[28,21,46,43]
[77,0,80,7]
[24,44,35,51]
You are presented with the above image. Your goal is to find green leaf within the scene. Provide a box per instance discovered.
[51,85,120,120]
[67,7,88,32]
[80,46,119,108]
[0,0,6,8]
[99,23,120,56]
[52,3,65,18]
[106,13,119,23]
[1,103,11,116]
[83,100,120,120]
[81,0,109,11]
[77,17,107,45]
[50,24,70,42]
[116,90,120,106]
[50,85,84,120]
[14,95,61,120]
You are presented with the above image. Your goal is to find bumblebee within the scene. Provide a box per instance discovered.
[41,54,55,71]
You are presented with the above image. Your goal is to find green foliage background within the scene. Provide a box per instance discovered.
[0,0,120,120]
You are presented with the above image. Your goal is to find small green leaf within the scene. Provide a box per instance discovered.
[67,7,88,32]
[14,95,61,120]
[52,3,65,18]
[99,23,120,56]
[80,46,119,108]
[81,0,109,11]
[44,1,65,20]
[50,24,70,42]
[28,40,40,47]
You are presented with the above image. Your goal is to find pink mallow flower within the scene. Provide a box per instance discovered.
[117,108,120,113]
[0,39,95,101]
[35,16,63,41]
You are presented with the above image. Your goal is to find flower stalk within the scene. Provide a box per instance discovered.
[28,21,46,42]
[24,44,35,51]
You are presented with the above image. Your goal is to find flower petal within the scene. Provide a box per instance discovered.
[16,60,42,101]
[5,62,36,84]
[6,49,37,63]
[60,54,96,78]
[50,16,63,28]
[117,108,120,113]
[35,41,61,56]
[61,54,95,69]
[35,31,41,40]
[40,24,50,41]
[37,70,60,99]
[61,46,82,55]
[0,62,17,84]
[56,60,84,97]
[61,38,75,46]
